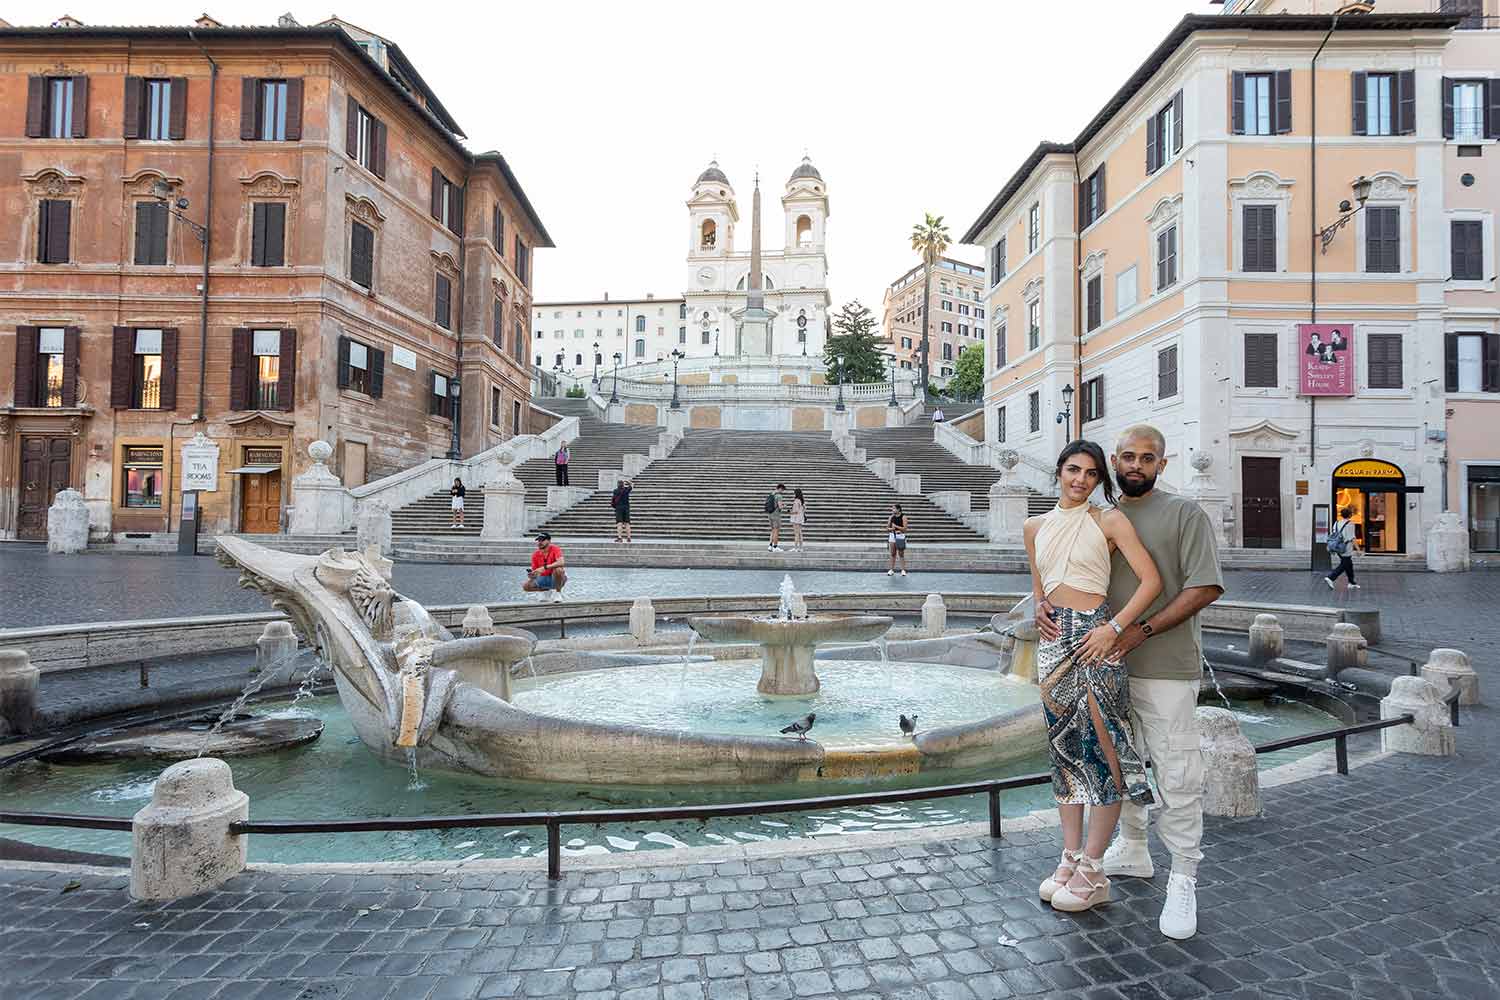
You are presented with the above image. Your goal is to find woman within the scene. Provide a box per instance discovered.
[789,489,807,553]
[1023,440,1162,913]
[449,477,466,529]
[611,478,633,544]
[1325,505,1360,590]
[887,504,908,577]
[555,444,571,486]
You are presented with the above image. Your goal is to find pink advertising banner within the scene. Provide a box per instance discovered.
[1298,323,1354,396]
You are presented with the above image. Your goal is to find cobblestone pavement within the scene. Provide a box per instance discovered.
[4,702,1497,1000]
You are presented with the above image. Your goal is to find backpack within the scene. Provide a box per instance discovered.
[764,492,778,514]
[1327,520,1350,556]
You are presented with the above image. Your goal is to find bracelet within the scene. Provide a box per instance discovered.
[1107,618,1123,636]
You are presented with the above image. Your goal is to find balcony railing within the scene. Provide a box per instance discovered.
[609,378,915,404]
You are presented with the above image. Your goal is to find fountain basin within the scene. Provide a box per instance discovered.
[40,714,323,763]
[431,626,537,702]
[688,614,894,695]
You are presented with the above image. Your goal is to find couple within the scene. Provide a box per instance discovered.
[1023,425,1223,941]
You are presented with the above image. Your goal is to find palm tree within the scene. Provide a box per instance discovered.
[909,213,951,395]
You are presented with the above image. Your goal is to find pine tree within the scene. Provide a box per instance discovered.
[949,343,985,402]
[823,300,887,384]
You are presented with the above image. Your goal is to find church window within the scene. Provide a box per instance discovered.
[795,215,813,247]
[634,338,645,358]
[701,219,717,249]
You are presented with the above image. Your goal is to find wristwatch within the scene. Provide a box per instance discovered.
[1140,621,1155,637]
[1107,618,1123,636]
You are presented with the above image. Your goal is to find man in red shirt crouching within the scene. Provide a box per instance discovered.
[523,532,567,603]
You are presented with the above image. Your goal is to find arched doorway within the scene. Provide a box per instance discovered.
[1331,458,1413,555]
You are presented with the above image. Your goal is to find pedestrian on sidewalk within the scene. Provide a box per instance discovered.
[1036,424,1225,941]
[611,478,633,543]
[932,406,946,423]
[522,531,568,603]
[887,503,908,576]
[1324,506,1361,590]
[554,444,571,486]
[789,489,807,552]
[449,477,466,528]
[766,483,787,552]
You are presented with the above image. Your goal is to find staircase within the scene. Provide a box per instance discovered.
[387,397,662,538]
[538,428,987,543]
[855,420,1056,516]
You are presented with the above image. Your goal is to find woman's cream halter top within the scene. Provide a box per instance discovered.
[1035,502,1111,596]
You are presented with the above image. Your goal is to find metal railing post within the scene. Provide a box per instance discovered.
[1334,734,1348,775]
[987,788,1002,839]
[546,818,561,880]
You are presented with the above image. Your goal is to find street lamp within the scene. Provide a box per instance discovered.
[1056,382,1075,439]
[669,348,685,410]
[446,376,462,460]
[151,178,209,423]
[887,355,899,407]
[713,328,720,357]
[591,341,600,385]
[610,351,622,404]
[1317,175,1374,254]
[834,354,847,412]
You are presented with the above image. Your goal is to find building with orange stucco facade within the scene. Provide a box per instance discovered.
[963,5,1499,562]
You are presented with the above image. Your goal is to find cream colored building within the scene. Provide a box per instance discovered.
[963,6,1499,558]
[880,257,987,384]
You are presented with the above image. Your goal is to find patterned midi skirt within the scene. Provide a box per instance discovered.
[1039,604,1155,807]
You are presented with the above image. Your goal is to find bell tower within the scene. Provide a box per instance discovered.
[687,160,737,262]
[782,156,829,253]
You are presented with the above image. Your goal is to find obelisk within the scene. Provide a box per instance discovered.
[737,173,774,356]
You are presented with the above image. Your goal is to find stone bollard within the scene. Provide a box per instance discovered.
[131,758,248,901]
[255,621,298,675]
[46,488,89,554]
[1421,648,1479,706]
[1247,613,1284,665]
[1380,676,1455,757]
[1196,707,1262,818]
[1325,622,1367,677]
[0,648,40,736]
[480,480,527,540]
[461,604,495,638]
[355,500,392,555]
[922,594,947,636]
[1425,511,1470,573]
[987,481,1029,546]
[630,598,655,642]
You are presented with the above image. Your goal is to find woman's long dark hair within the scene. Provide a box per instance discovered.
[1054,439,1114,506]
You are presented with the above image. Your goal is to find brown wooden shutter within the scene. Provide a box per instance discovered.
[1488,79,1500,139]
[158,327,178,410]
[111,327,133,408]
[372,119,387,179]
[1369,333,1403,389]
[1274,70,1291,134]
[241,78,259,140]
[230,328,251,409]
[25,76,45,137]
[284,78,304,140]
[436,275,451,327]
[336,335,351,389]
[427,368,439,415]
[431,168,443,219]
[1444,334,1459,391]
[124,76,143,139]
[169,77,188,140]
[451,186,465,236]
[1171,90,1183,153]
[43,200,71,263]
[1145,111,1159,172]
[1351,71,1367,135]
[1086,277,1101,331]
[1485,334,1500,392]
[1397,70,1415,136]
[14,326,38,407]
[493,297,503,348]
[61,326,80,407]
[1245,333,1278,388]
[69,76,87,137]
[346,95,359,157]
[369,348,385,398]
[277,328,297,411]
[1094,376,1105,421]
[266,203,286,266]
[1231,71,1245,135]
[1442,77,1454,139]
[251,204,268,266]
[1097,168,1105,219]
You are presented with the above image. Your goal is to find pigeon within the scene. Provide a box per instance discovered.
[779,713,816,740]
[899,714,918,738]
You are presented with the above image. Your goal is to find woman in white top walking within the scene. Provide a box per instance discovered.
[789,489,807,552]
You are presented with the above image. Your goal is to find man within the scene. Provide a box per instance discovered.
[1036,424,1223,940]
[766,483,787,552]
[522,532,567,603]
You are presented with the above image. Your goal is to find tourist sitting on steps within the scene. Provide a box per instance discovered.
[522,532,567,603]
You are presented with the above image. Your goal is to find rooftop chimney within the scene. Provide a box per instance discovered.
[277,12,301,27]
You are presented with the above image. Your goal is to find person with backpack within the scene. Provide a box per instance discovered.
[789,488,807,553]
[611,478,633,543]
[1325,506,1360,590]
[766,483,787,552]
[554,444,571,486]
[887,503,908,576]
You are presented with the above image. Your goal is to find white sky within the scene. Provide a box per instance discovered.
[45,1,1214,307]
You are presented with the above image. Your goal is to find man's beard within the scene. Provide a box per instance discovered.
[1116,469,1157,498]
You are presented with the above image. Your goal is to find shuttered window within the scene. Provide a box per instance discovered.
[123,77,187,140]
[492,204,504,251]
[134,201,169,265]
[1442,78,1494,140]
[996,406,1006,444]
[37,199,71,264]
[1081,376,1105,424]
[1027,204,1039,253]
[1243,204,1276,273]
[1028,391,1040,434]
[1156,225,1179,290]
[1027,301,1040,351]
[430,170,462,233]
[350,221,374,289]
[1080,168,1106,228]
[1451,220,1484,280]
[1145,90,1184,173]
[336,337,384,398]
[1366,206,1401,273]
[241,78,302,141]
[111,327,177,410]
[1232,71,1290,136]
[994,323,1006,369]
[990,237,1006,284]
[1244,333,1278,388]
[429,371,451,418]
[1367,333,1404,389]
[435,274,453,330]
[1446,333,1500,393]
[14,326,78,408]
[1352,70,1414,136]
[514,320,526,363]
[26,76,88,138]
[1086,276,1102,332]
[515,237,529,283]
[1158,345,1179,399]
[493,298,505,350]
[251,203,287,267]
[345,96,387,178]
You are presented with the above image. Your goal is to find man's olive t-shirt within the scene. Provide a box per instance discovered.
[1106,489,1224,681]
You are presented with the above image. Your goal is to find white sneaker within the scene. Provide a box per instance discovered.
[1349,583,1361,589]
[1159,872,1198,940]
[551,591,564,604]
[887,569,895,576]
[1324,576,1335,590]
[1100,836,1154,878]
[900,570,907,577]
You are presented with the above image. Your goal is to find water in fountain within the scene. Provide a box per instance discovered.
[195,646,303,757]
[1202,655,1232,709]
[405,747,426,791]
[514,655,538,680]
[677,633,698,691]
[876,637,893,686]
[778,575,796,620]
[290,658,326,709]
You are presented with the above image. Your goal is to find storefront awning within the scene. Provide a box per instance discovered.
[227,465,280,475]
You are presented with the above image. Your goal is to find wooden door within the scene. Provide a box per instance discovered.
[1241,457,1283,549]
[18,436,72,540]
[240,470,283,534]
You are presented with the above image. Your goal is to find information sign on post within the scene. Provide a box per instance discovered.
[181,432,220,493]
